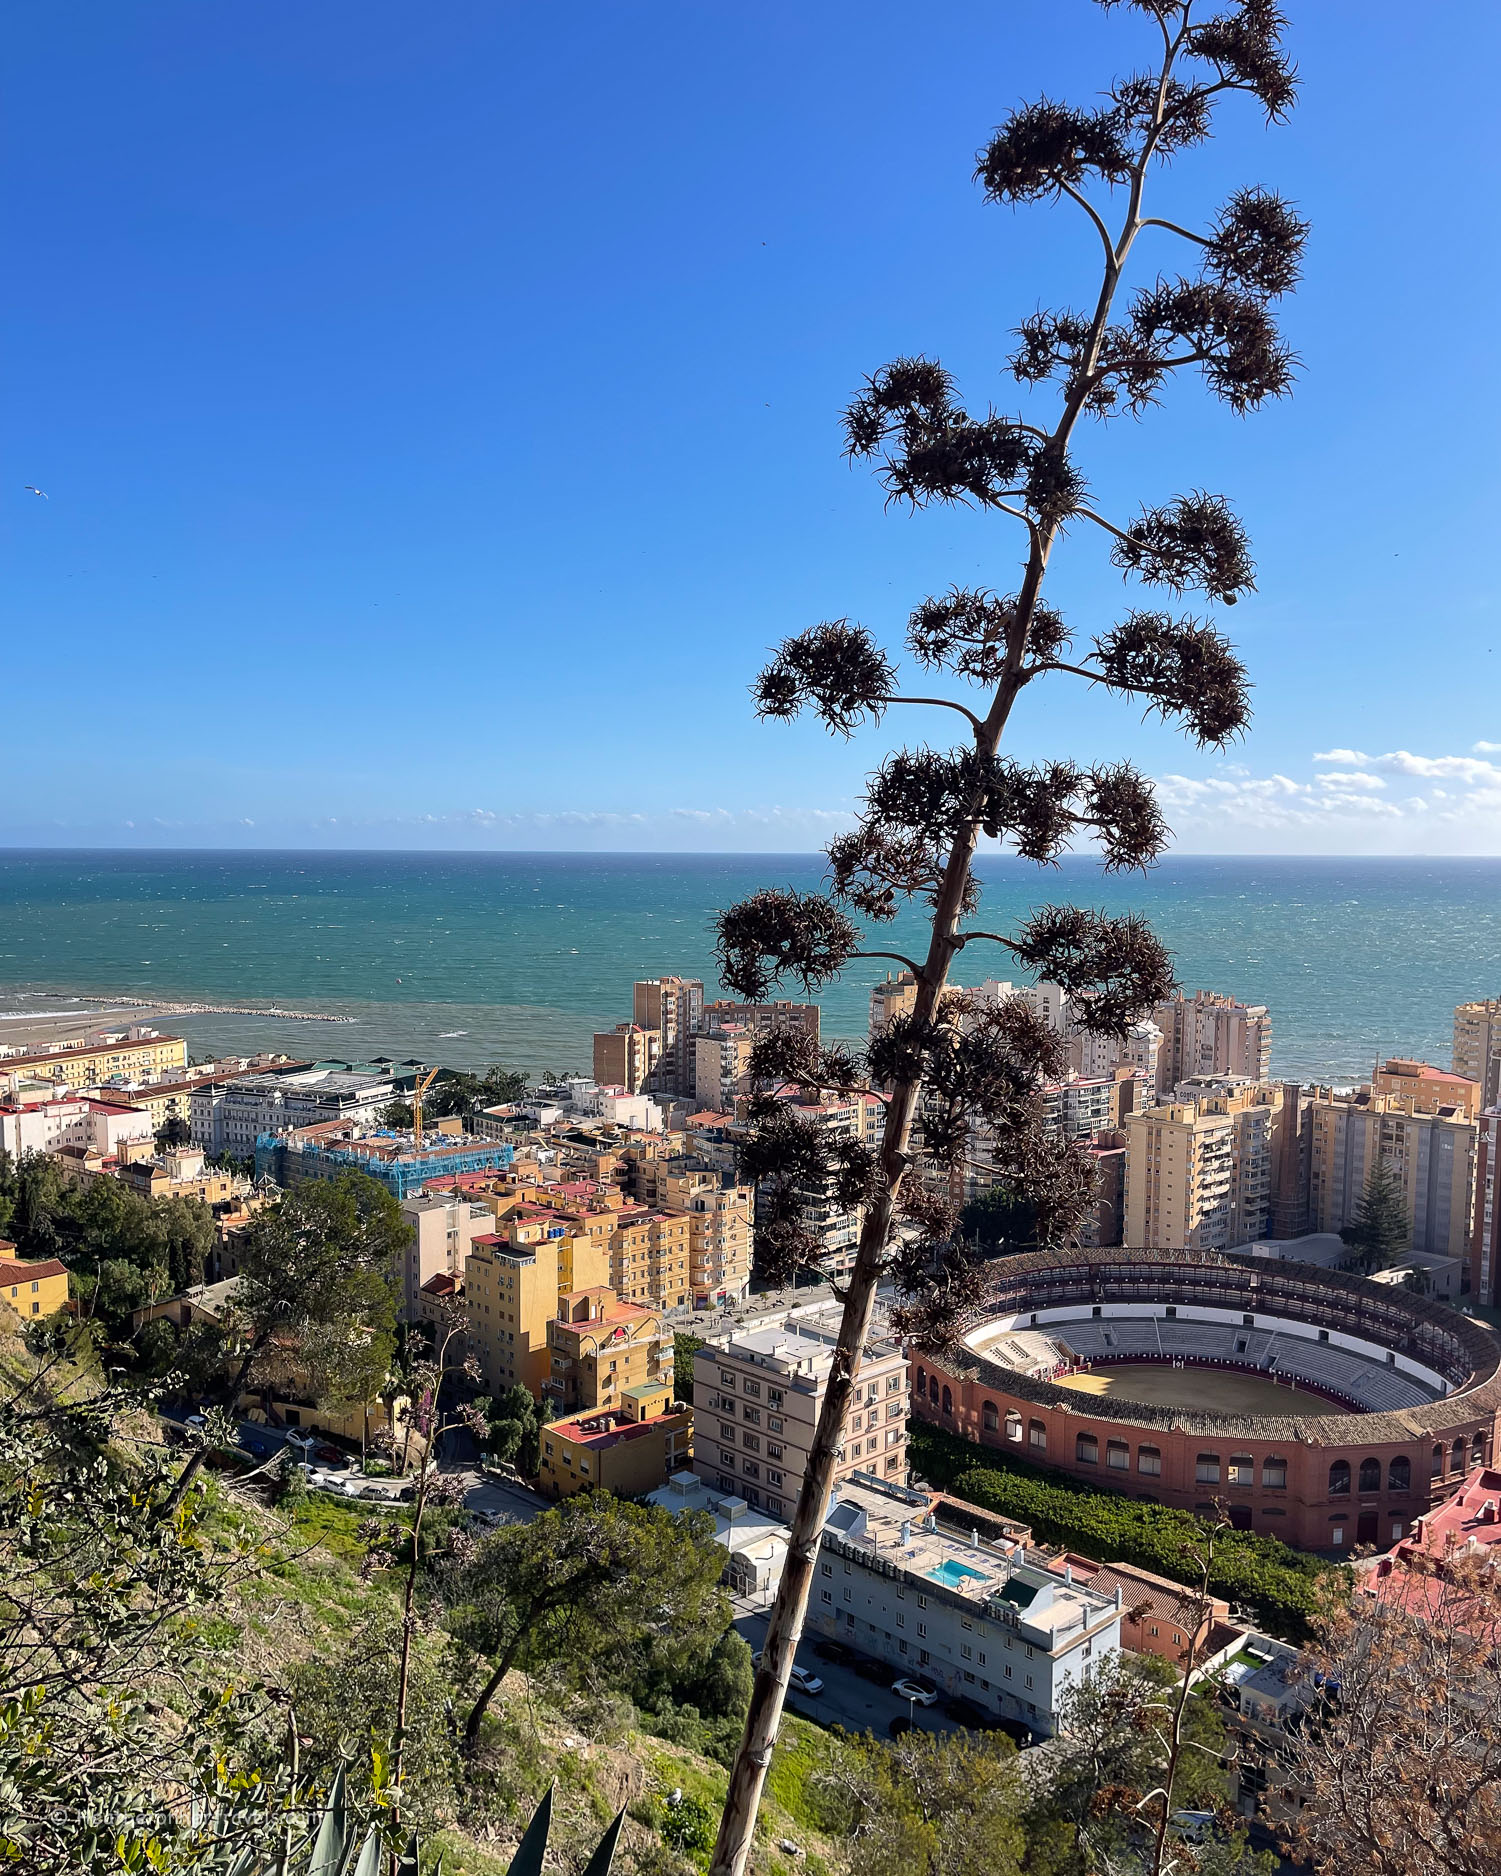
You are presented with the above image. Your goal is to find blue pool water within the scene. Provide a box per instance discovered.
[929,1558,989,1589]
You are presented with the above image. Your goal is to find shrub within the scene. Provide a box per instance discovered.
[910,1423,1337,1640]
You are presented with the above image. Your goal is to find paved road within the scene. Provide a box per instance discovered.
[731,1606,960,1740]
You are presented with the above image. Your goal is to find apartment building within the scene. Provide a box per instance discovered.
[1371,1057,1482,1121]
[1069,1015,1165,1090]
[633,977,704,1096]
[592,1023,660,1095]
[869,970,920,1040]
[701,999,819,1045]
[0,1030,187,1093]
[692,1314,909,1521]
[0,1095,154,1160]
[759,1089,867,1275]
[808,1476,1121,1739]
[0,1251,69,1320]
[399,1189,497,1322]
[464,1230,561,1396]
[692,1027,758,1114]
[1453,999,1501,1110]
[1472,1106,1501,1308]
[538,1390,693,1499]
[544,1286,673,1414]
[604,1204,693,1308]
[655,1167,753,1303]
[1149,991,1272,1096]
[1309,1087,1476,1262]
[1124,1084,1286,1252]
[194,1064,397,1156]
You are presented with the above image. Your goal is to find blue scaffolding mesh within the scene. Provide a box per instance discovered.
[255,1133,514,1197]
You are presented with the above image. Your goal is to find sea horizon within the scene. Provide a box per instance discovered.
[1,849,1495,1085]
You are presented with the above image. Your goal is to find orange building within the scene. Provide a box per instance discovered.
[545,1286,672,1414]
[537,1385,693,1499]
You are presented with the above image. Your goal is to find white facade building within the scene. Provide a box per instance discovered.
[810,1476,1121,1738]
[192,1067,397,1155]
[0,1097,155,1160]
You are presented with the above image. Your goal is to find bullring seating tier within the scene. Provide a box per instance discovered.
[990,1315,1439,1413]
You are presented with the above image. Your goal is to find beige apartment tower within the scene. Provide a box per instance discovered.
[1149,991,1271,1096]
[693,1314,909,1522]
[1124,1084,1287,1252]
[632,977,704,1096]
[592,1023,660,1094]
[1309,1087,1476,1262]
[1453,1000,1501,1110]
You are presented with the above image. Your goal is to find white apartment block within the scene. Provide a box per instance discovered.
[810,1476,1121,1738]
[398,1190,498,1323]
[192,1066,397,1156]
[693,1315,910,1522]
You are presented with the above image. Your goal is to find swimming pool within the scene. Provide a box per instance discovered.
[928,1558,989,1589]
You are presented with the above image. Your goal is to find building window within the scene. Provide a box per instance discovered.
[1106,1441,1129,1471]
[1328,1460,1351,1497]
[1228,1455,1255,1487]
[1028,1420,1047,1453]
[1195,1454,1221,1484]
[896,1613,904,1628]
[941,1386,953,1416]
[1358,1457,1381,1494]
[1138,1446,1162,1477]
[1331,1524,1345,1547]
[1262,1456,1287,1489]
[1005,1411,1023,1444]
[917,1623,926,1638]
[1451,1437,1467,1473]
[961,1643,972,1659]
[1076,1434,1098,1465]
[821,1563,832,1577]
[1388,1456,1411,1493]
[982,1401,999,1432]
[821,1590,832,1604]
[1432,1443,1445,1479]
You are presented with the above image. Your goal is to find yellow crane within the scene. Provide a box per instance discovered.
[410,1065,442,1152]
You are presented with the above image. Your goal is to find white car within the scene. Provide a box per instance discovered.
[752,1652,824,1696]
[891,1678,939,1706]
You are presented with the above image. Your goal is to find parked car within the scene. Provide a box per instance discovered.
[891,1678,939,1707]
[752,1653,824,1697]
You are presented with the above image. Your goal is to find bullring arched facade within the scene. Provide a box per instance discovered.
[911,1248,1501,1554]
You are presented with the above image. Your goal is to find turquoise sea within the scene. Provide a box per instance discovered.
[0,851,1496,1084]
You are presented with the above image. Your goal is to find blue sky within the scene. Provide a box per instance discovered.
[6,1,1499,854]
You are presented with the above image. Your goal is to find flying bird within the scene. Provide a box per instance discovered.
[23,485,47,499]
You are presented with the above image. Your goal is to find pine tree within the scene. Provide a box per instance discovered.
[1341,1162,1410,1272]
[706,7,1305,1872]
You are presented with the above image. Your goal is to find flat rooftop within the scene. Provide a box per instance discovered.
[826,1476,1118,1652]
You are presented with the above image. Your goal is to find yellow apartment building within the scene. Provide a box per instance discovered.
[0,1250,68,1320]
[544,1287,673,1415]
[537,1385,693,1499]
[1370,1057,1482,1121]
[463,1230,560,1397]
[0,1033,187,1093]
[1125,1085,1289,1251]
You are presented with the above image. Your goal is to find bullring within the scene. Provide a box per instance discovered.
[911,1247,1501,1554]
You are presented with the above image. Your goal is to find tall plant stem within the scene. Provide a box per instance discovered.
[706,27,1186,1873]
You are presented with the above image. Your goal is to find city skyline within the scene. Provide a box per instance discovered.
[6,2,1500,854]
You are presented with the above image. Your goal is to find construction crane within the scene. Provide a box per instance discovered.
[410,1065,442,1152]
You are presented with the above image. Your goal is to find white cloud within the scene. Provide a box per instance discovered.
[1313,747,1501,786]
[1473,740,1501,755]
[1158,748,1501,853]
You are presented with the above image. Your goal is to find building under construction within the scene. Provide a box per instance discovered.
[255,1119,515,1198]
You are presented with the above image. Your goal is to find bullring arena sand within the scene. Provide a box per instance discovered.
[1053,1363,1335,1418]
